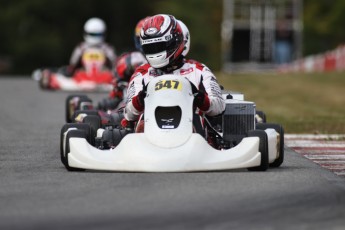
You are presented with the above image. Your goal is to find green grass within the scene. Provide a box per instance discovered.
[217,72,345,134]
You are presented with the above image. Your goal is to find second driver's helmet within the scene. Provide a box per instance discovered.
[84,17,106,45]
[134,17,150,53]
[140,14,184,69]
[177,20,190,57]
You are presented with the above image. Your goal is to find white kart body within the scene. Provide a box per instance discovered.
[65,75,279,172]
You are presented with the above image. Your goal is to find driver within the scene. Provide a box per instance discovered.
[68,17,117,75]
[97,17,149,111]
[124,14,225,130]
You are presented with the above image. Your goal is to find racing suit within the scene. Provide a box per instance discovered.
[69,42,117,74]
[115,51,147,83]
[124,60,225,121]
[97,51,147,111]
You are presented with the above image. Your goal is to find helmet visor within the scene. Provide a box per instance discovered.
[142,42,166,54]
[142,38,178,56]
[85,32,104,37]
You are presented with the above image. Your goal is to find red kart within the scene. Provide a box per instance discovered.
[32,47,114,92]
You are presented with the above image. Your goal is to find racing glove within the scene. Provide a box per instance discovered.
[132,79,148,112]
[190,81,210,112]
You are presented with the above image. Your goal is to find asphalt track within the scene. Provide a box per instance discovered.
[0,77,345,230]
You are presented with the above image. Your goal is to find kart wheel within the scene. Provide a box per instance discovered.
[77,98,93,111]
[256,110,267,123]
[82,115,101,145]
[65,94,89,123]
[64,129,87,171]
[256,123,285,167]
[247,130,269,171]
[72,110,99,123]
[60,123,91,168]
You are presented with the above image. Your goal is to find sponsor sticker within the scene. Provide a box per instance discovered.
[145,27,158,35]
[155,80,182,91]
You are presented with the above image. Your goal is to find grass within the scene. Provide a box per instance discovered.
[217,71,345,134]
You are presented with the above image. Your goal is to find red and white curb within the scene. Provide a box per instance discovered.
[285,134,345,178]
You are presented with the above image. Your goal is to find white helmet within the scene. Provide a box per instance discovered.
[84,17,106,45]
[178,20,190,57]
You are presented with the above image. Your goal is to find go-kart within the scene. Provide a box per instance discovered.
[60,75,284,172]
[32,47,114,92]
[64,80,128,124]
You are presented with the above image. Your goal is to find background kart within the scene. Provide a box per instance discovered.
[60,75,284,172]
[32,47,114,92]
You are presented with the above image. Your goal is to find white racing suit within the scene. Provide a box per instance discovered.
[124,60,225,121]
[69,42,117,70]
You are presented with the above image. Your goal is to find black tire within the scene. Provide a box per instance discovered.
[60,123,91,167]
[247,130,269,171]
[72,110,99,123]
[65,94,89,123]
[256,123,285,167]
[64,129,87,171]
[82,115,101,145]
[256,110,267,123]
[77,98,93,110]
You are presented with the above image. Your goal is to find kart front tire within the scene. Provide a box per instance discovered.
[64,129,87,171]
[247,130,269,171]
[60,123,91,168]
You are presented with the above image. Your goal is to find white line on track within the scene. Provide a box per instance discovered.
[304,155,345,160]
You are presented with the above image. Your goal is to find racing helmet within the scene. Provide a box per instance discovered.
[177,20,190,57]
[140,14,184,68]
[134,17,150,53]
[84,17,106,45]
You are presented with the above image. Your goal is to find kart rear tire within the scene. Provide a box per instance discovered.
[82,115,101,145]
[60,123,91,168]
[256,123,285,167]
[65,94,89,123]
[247,130,269,171]
[64,129,87,171]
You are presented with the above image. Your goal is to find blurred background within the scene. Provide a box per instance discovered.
[1,0,345,74]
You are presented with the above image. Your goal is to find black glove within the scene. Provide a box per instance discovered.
[190,81,210,111]
[132,79,148,111]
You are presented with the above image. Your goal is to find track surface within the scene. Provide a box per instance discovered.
[1,77,345,230]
